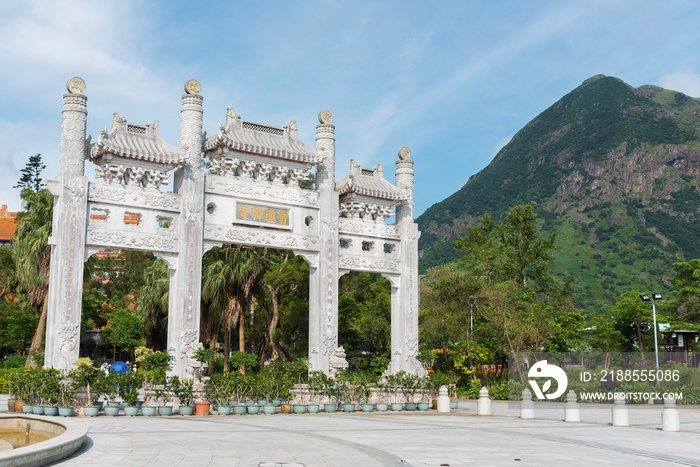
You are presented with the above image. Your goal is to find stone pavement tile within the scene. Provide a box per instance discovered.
[1,399,698,466]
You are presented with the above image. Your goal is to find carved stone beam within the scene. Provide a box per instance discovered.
[143,170,170,190]
[269,166,287,184]
[124,167,145,187]
[254,163,272,182]
[238,160,256,178]
[95,164,125,185]
[221,158,240,177]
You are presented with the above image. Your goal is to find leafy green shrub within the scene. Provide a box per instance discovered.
[0,354,27,369]
[0,368,21,393]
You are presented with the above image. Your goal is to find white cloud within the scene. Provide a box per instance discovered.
[659,71,700,98]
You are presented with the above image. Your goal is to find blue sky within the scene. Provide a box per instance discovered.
[1,0,699,216]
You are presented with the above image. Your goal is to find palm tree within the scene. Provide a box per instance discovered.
[13,189,53,368]
[201,245,265,373]
[138,258,170,349]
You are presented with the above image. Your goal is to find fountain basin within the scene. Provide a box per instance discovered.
[0,415,86,466]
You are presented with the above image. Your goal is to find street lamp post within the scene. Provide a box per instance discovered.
[640,293,663,370]
[468,295,476,340]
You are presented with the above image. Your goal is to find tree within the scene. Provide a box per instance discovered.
[477,281,555,355]
[260,251,309,362]
[86,251,155,309]
[201,245,265,372]
[455,204,557,290]
[0,247,16,299]
[585,312,627,369]
[613,290,654,356]
[0,300,38,354]
[13,189,52,368]
[497,204,556,289]
[103,308,144,359]
[14,154,46,192]
[455,213,499,284]
[419,264,479,360]
[138,259,170,349]
[670,258,700,322]
[338,271,391,357]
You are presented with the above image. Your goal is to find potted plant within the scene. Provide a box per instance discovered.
[316,372,338,412]
[257,371,278,414]
[446,372,459,409]
[119,370,144,416]
[285,359,308,414]
[58,370,77,417]
[192,378,210,416]
[227,372,247,414]
[276,366,295,414]
[399,371,420,411]
[375,380,389,412]
[207,373,232,415]
[417,376,430,411]
[189,348,214,415]
[335,371,357,412]
[386,373,404,411]
[356,373,375,412]
[244,373,261,414]
[27,369,44,415]
[139,350,174,416]
[7,369,26,413]
[170,376,194,415]
[96,371,121,416]
[10,369,30,413]
[307,371,328,414]
[74,358,100,416]
[39,368,62,416]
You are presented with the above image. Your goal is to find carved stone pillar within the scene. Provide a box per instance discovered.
[395,147,414,225]
[315,110,335,191]
[389,147,424,375]
[389,221,424,375]
[45,77,89,369]
[309,110,345,374]
[168,80,205,378]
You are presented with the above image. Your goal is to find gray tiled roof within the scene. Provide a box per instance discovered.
[336,159,406,201]
[90,113,183,166]
[204,107,318,164]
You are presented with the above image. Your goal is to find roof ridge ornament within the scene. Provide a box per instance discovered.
[318,110,333,124]
[66,77,86,95]
[184,79,201,95]
[398,146,411,160]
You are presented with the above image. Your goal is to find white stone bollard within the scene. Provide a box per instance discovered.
[611,396,629,427]
[520,388,535,419]
[477,387,491,416]
[563,390,580,422]
[662,397,680,432]
[437,386,451,413]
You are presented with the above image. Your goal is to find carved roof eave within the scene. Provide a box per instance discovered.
[336,175,407,203]
[89,114,184,169]
[203,121,318,166]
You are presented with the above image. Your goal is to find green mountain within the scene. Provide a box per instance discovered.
[417,75,700,312]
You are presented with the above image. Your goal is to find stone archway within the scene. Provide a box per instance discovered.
[45,77,424,377]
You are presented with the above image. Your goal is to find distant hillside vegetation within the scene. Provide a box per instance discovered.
[417,75,700,312]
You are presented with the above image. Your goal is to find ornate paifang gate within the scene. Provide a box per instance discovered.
[45,78,424,377]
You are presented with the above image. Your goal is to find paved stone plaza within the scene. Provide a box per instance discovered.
[3,397,699,466]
